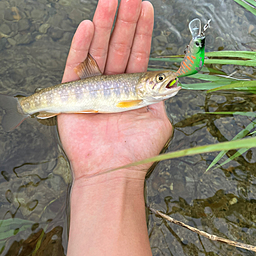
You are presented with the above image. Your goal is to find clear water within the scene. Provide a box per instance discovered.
[0,0,255,255]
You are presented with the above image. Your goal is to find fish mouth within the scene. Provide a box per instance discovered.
[166,77,179,89]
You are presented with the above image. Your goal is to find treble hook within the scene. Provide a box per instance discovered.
[203,19,211,32]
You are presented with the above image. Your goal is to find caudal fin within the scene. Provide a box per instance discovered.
[0,95,28,132]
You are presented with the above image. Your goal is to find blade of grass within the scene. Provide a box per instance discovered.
[96,137,256,176]
[212,147,250,170]
[191,73,237,82]
[32,229,45,256]
[206,51,256,59]
[204,59,256,66]
[240,0,256,7]
[149,51,256,66]
[207,80,256,92]
[181,81,233,90]
[205,119,256,171]
[0,218,34,234]
[233,0,256,15]
[206,111,256,118]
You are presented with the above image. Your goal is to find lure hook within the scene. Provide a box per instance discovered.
[203,19,211,33]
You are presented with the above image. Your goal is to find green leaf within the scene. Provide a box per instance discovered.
[207,80,256,92]
[212,147,250,171]
[206,51,256,59]
[204,59,256,66]
[149,51,256,67]
[205,120,256,171]
[104,137,256,173]
[181,81,233,90]
[191,73,235,82]
[233,0,256,16]
[206,111,256,118]
[32,229,45,256]
[246,0,256,7]
[0,218,35,240]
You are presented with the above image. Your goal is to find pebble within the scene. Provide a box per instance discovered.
[4,8,15,21]
[0,24,11,35]
[18,19,30,31]
[7,38,16,46]
[14,33,33,45]
[59,0,70,6]
[31,8,45,20]
[248,24,254,33]
[39,23,51,34]
[48,27,64,41]
[229,197,238,205]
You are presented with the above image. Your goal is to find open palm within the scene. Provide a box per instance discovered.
[57,0,173,180]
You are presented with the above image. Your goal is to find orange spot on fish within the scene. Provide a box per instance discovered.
[189,64,192,67]
[117,100,142,108]
[191,55,196,59]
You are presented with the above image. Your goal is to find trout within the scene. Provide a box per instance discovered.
[0,54,181,132]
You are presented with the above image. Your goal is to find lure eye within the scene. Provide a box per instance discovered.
[156,74,166,82]
[195,41,200,47]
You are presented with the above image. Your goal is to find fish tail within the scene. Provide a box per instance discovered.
[0,94,28,132]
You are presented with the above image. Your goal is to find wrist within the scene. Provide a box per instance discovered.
[71,166,147,188]
[70,157,150,182]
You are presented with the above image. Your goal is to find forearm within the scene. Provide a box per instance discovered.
[67,170,152,256]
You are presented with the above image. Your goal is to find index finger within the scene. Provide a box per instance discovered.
[62,20,94,83]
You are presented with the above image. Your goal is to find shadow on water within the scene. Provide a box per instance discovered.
[0,0,256,255]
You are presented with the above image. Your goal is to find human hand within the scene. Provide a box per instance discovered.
[57,0,173,182]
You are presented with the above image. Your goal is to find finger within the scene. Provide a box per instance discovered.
[126,1,154,73]
[104,0,142,75]
[89,0,118,72]
[62,20,94,83]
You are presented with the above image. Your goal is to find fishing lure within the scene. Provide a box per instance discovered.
[175,18,211,77]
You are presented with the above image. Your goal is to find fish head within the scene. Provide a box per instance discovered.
[140,71,181,101]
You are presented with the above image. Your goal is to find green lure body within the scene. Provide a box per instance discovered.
[175,18,210,78]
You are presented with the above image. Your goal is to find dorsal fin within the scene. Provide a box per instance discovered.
[74,53,102,79]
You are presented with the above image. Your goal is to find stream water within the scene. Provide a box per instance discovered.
[0,0,256,255]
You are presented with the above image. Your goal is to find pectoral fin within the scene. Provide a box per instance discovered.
[37,112,59,119]
[74,53,102,79]
[116,100,142,108]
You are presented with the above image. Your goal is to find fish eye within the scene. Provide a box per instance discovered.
[195,41,200,47]
[156,74,166,82]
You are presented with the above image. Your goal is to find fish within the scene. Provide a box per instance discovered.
[175,18,211,77]
[0,53,181,132]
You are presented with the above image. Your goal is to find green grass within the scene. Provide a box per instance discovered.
[233,0,256,16]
